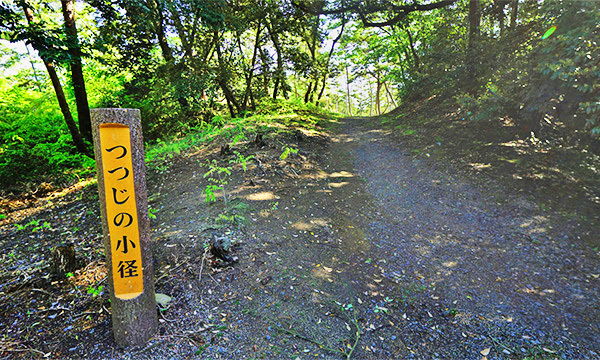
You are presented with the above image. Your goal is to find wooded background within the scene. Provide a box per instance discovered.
[1,0,598,188]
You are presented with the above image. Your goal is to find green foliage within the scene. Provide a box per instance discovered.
[280,147,298,160]
[203,159,232,204]
[86,285,104,297]
[0,76,95,187]
[536,3,600,134]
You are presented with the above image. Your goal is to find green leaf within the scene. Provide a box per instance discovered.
[155,293,172,308]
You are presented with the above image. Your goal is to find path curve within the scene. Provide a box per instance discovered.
[331,116,599,355]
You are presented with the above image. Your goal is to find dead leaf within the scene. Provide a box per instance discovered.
[480,347,491,356]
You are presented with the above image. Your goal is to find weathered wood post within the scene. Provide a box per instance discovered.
[91,109,157,347]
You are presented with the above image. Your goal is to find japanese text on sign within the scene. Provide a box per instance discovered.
[100,124,143,299]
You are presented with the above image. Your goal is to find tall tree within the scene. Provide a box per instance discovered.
[18,1,88,155]
[467,0,481,93]
[61,0,92,144]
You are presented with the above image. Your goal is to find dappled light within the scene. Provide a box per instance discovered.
[244,191,278,201]
[1,0,599,358]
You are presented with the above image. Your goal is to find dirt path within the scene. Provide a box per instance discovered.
[3,115,597,359]
[127,116,598,359]
[329,117,600,358]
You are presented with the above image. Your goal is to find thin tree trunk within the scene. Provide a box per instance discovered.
[494,0,509,34]
[242,20,262,112]
[384,82,398,108]
[305,14,320,103]
[403,24,420,71]
[345,65,352,116]
[467,0,481,94]
[149,0,173,61]
[215,33,240,117]
[266,20,284,100]
[45,61,89,155]
[61,0,92,144]
[22,3,87,155]
[368,80,373,116]
[316,20,346,106]
[304,82,312,103]
[168,4,193,57]
[510,0,518,29]
[375,73,381,115]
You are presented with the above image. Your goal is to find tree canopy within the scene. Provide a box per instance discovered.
[1,0,599,187]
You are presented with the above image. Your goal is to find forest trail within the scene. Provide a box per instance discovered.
[2,116,599,359]
[324,116,600,356]
[138,115,599,359]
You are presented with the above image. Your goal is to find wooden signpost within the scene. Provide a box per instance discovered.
[91,109,157,347]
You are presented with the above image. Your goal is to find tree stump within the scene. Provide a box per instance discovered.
[50,243,82,277]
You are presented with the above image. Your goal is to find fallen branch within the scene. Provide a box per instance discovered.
[0,346,49,357]
[30,288,55,297]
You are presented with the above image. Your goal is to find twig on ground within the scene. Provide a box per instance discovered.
[159,310,178,322]
[156,259,189,285]
[30,288,55,297]
[198,248,209,283]
[0,346,48,357]
[132,340,165,355]
[37,306,71,313]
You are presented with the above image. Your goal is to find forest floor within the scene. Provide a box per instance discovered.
[1,99,599,359]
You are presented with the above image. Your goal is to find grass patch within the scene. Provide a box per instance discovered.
[145,100,338,170]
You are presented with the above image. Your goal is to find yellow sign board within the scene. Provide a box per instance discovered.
[100,124,143,299]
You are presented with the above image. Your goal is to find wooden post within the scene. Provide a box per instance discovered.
[91,108,157,347]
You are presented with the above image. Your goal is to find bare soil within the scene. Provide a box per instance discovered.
[1,109,599,359]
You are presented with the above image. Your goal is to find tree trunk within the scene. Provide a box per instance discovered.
[149,0,173,61]
[376,74,382,115]
[384,82,398,108]
[215,33,240,117]
[22,3,88,155]
[368,81,373,116]
[467,0,481,94]
[266,20,285,100]
[510,0,518,29]
[316,20,345,106]
[304,82,313,103]
[168,3,193,57]
[345,65,352,116]
[403,24,420,71]
[469,0,481,50]
[242,20,262,113]
[45,61,89,155]
[494,0,508,34]
[304,14,320,103]
[61,0,92,144]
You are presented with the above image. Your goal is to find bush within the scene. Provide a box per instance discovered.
[0,75,94,188]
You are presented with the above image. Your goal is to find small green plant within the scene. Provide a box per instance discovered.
[280,146,298,160]
[203,159,232,205]
[65,272,74,278]
[15,219,42,232]
[215,213,246,226]
[231,151,254,172]
[86,285,104,297]
[148,207,158,219]
[31,221,51,233]
[0,214,6,220]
